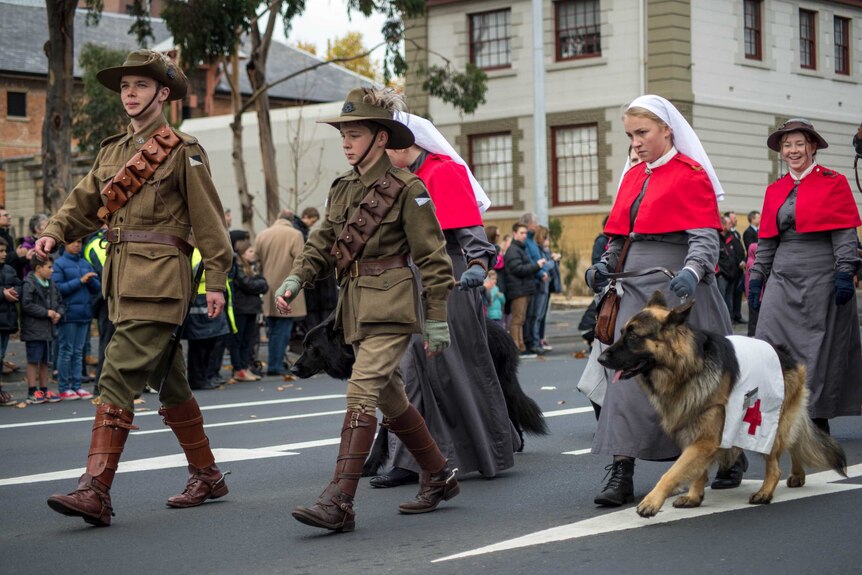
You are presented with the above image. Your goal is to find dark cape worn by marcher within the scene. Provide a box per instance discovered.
[753,168,862,419]
[388,152,518,477]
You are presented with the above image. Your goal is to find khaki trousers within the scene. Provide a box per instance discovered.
[509,296,530,352]
[347,333,412,417]
[99,320,192,411]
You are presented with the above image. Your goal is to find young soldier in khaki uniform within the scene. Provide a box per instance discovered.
[276,88,459,533]
[37,50,233,527]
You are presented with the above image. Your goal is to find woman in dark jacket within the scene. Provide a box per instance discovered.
[229,239,268,382]
[0,237,21,406]
[504,223,545,355]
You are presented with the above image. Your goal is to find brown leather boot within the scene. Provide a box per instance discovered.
[386,405,460,514]
[47,403,137,526]
[160,397,229,508]
[292,410,376,532]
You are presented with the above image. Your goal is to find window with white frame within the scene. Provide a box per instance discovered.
[552,125,599,205]
[799,9,817,70]
[469,133,513,209]
[834,16,850,75]
[743,0,763,60]
[555,0,601,61]
[469,9,512,70]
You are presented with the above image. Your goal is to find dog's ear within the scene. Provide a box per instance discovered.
[646,290,667,309]
[666,299,695,326]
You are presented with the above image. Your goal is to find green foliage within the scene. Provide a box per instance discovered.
[548,217,563,251]
[128,0,154,46]
[72,44,128,155]
[162,0,255,66]
[422,63,487,114]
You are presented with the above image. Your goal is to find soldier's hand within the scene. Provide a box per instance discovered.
[206,290,225,319]
[34,236,56,259]
[274,275,302,313]
[423,319,450,356]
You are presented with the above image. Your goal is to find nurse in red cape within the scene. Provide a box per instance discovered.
[750,119,862,434]
[586,95,735,509]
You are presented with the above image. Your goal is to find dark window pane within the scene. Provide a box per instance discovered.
[6,92,26,117]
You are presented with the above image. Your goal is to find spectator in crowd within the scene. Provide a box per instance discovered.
[229,239,267,382]
[256,209,306,376]
[534,226,560,352]
[518,213,548,355]
[744,210,760,251]
[52,238,100,400]
[223,208,232,229]
[724,210,746,323]
[291,207,320,242]
[21,256,65,404]
[585,95,734,506]
[744,242,759,337]
[0,206,23,278]
[19,213,49,278]
[83,227,112,395]
[185,248,232,390]
[0,237,21,406]
[295,206,338,340]
[717,214,744,316]
[750,118,862,435]
[483,270,505,327]
[504,222,546,358]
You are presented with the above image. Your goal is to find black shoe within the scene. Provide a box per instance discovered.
[528,347,546,356]
[266,370,287,377]
[369,467,419,488]
[190,379,220,390]
[519,351,537,359]
[711,451,748,489]
[594,459,634,506]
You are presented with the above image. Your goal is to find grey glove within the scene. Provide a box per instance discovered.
[424,319,450,354]
[458,265,486,291]
[669,268,698,298]
[275,275,302,304]
[585,262,611,293]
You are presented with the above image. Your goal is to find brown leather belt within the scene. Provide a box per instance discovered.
[105,228,193,256]
[348,254,410,279]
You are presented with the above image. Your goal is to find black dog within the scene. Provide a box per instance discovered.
[290,315,548,475]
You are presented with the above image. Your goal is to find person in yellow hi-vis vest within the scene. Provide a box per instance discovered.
[185,248,235,390]
[83,227,112,395]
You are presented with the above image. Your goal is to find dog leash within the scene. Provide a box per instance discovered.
[605,267,675,280]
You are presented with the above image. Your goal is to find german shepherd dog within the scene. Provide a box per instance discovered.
[290,314,548,474]
[598,291,847,518]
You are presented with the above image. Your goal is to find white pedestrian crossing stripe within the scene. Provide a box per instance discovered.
[433,465,862,563]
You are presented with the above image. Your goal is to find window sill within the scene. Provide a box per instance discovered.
[831,73,858,85]
[546,56,607,73]
[484,67,518,80]
[795,67,824,79]
[6,116,30,122]
[735,56,772,71]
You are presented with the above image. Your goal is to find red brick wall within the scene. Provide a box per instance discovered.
[1,78,46,205]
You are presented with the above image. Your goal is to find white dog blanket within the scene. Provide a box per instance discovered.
[720,336,786,454]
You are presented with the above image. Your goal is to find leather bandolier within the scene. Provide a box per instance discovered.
[331,172,406,281]
[97,125,181,222]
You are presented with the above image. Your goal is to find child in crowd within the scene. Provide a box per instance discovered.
[21,256,65,404]
[0,237,21,406]
[483,270,505,327]
[229,239,268,382]
[52,238,100,400]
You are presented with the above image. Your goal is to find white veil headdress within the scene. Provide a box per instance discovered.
[394,111,491,212]
[620,95,724,201]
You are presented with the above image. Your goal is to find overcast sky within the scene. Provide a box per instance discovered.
[278,1,388,57]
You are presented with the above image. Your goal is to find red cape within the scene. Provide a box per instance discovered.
[759,167,861,239]
[605,153,721,236]
[416,153,483,230]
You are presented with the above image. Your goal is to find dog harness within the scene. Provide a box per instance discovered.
[720,336,785,455]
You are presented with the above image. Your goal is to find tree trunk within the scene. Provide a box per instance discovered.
[228,52,255,239]
[247,11,280,225]
[42,0,77,213]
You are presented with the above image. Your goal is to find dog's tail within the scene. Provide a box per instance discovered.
[791,418,848,477]
[507,390,549,436]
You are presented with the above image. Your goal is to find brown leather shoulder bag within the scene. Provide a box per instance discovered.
[594,237,631,345]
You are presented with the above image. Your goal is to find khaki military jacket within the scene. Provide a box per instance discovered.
[292,154,453,343]
[41,115,232,326]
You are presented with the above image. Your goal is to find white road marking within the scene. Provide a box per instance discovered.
[433,465,862,563]
[562,448,592,455]
[0,448,295,486]
[132,410,346,434]
[543,407,592,417]
[0,394,346,430]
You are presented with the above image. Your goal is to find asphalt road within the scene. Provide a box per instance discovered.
[1,312,861,575]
